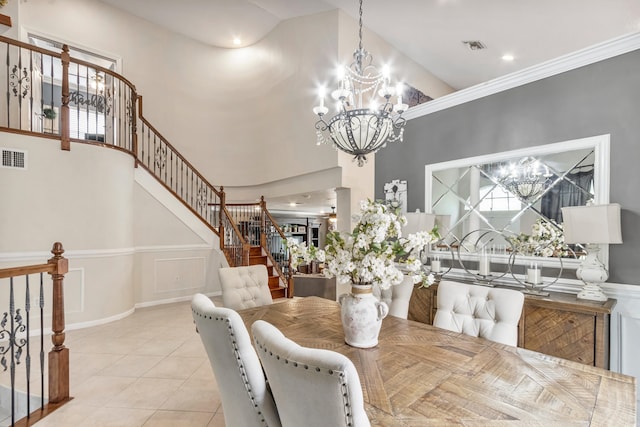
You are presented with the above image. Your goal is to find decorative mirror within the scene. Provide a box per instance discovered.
[424,134,610,284]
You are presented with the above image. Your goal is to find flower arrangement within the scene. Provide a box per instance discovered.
[508,218,568,257]
[287,199,439,290]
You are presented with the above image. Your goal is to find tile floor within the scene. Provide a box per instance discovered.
[26,296,227,426]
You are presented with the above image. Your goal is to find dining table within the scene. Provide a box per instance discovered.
[239,296,637,426]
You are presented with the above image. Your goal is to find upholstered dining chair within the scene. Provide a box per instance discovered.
[378,275,414,319]
[251,320,371,427]
[218,264,273,310]
[191,294,281,427]
[433,280,524,346]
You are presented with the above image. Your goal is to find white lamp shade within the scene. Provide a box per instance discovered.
[561,203,622,244]
[403,211,436,236]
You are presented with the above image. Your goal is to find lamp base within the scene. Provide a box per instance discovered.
[576,244,608,302]
[577,283,608,302]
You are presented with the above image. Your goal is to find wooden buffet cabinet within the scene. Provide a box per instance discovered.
[408,283,616,369]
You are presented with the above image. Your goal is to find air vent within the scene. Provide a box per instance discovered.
[462,40,486,51]
[1,148,27,169]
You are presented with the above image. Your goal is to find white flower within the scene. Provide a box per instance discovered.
[286,199,438,289]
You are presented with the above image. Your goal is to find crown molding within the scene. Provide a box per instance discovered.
[404,32,640,120]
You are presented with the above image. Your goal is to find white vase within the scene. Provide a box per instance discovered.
[339,284,389,348]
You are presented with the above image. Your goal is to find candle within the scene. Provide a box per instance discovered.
[431,259,441,274]
[396,82,404,105]
[527,264,542,285]
[478,252,490,276]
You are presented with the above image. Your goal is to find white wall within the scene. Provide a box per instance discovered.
[0,133,222,327]
[18,0,453,194]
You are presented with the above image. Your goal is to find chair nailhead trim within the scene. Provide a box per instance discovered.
[255,340,354,426]
[193,307,270,427]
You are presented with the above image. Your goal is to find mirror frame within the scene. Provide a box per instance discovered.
[424,134,611,278]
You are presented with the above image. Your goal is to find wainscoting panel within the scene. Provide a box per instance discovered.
[154,256,206,293]
[606,283,640,425]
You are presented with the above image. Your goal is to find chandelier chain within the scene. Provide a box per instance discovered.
[358,0,364,53]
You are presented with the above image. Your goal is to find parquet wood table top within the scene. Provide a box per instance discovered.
[239,297,636,427]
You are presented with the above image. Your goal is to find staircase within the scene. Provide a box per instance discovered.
[0,34,294,300]
[249,246,287,299]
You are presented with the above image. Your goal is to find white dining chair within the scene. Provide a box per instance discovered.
[191,294,281,427]
[433,280,524,346]
[251,320,371,427]
[378,275,414,319]
[218,264,274,310]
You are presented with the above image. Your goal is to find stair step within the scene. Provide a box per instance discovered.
[249,246,263,256]
[249,255,267,265]
[270,287,287,299]
[268,276,280,289]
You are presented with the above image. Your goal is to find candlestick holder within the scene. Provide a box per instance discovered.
[456,229,512,287]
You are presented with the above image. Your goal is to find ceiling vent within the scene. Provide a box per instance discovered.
[462,41,486,51]
[1,148,27,169]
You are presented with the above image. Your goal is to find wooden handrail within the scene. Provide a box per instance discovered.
[0,263,56,279]
[262,205,287,242]
[0,35,61,57]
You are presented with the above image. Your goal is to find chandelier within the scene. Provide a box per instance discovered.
[313,0,408,167]
[498,157,553,202]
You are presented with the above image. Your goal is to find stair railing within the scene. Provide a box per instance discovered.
[259,198,293,294]
[0,242,69,426]
[219,205,251,267]
[136,96,223,231]
[0,34,289,285]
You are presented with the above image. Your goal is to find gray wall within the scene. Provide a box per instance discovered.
[375,50,640,285]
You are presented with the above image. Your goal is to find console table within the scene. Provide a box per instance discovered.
[408,283,615,369]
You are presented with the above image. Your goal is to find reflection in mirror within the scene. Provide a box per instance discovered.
[425,135,610,280]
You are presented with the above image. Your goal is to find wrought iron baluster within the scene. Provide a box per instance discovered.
[9,277,15,425]
[28,49,34,132]
[39,273,44,410]
[152,134,157,174]
[25,275,31,418]
[5,43,9,125]
[164,141,167,185]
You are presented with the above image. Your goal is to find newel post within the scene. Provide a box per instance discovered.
[60,46,70,151]
[219,187,225,251]
[47,242,69,403]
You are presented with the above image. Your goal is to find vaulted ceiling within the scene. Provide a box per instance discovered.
[100,0,640,90]
[97,0,640,214]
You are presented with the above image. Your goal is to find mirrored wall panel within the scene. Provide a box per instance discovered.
[425,135,610,277]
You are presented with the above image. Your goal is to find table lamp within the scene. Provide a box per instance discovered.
[561,203,622,302]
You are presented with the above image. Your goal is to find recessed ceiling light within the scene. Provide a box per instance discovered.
[233,38,241,46]
[289,202,297,207]
[502,54,515,62]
